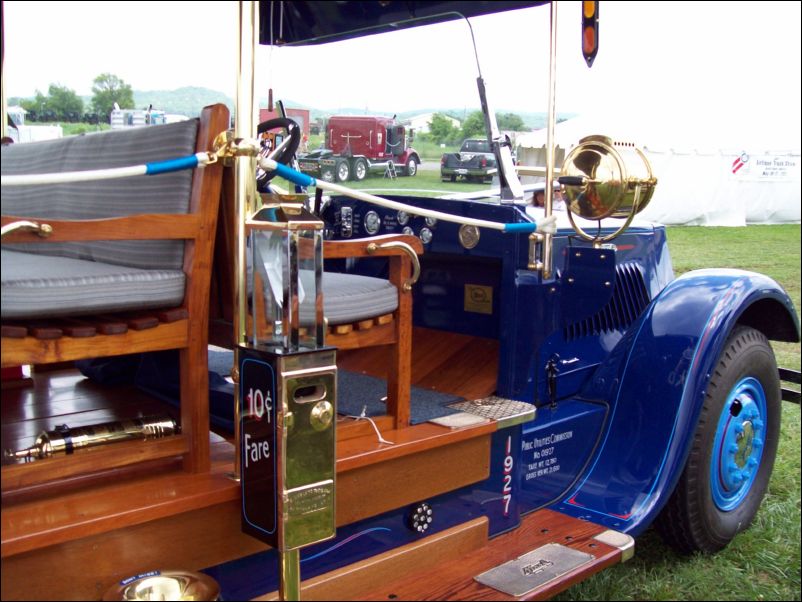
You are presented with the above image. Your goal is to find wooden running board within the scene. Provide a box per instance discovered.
[255,508,633,601]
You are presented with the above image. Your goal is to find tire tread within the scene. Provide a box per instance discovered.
[654,326,779,554]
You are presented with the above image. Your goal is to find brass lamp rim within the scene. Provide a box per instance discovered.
[102,569,220,601]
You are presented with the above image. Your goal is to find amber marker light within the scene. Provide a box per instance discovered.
[582,0,599,67]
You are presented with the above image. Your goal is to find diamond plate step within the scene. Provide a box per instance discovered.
[447,396,536,428]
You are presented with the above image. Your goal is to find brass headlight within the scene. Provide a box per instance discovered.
[559,135,657,242]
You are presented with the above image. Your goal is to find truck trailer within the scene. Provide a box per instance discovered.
[298,115,420,182]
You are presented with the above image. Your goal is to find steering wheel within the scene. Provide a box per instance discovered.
[255,117,301,191]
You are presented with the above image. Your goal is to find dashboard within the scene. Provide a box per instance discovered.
[319,194,529,259]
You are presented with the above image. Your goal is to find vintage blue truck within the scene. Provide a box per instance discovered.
[1,1,798,601]
[206,2,800,599]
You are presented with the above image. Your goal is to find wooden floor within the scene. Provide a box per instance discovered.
[253,509,628,601]
[2,327,498,458]
[339,326,500,401]
[1,327,501,600]
[1,366,177,461]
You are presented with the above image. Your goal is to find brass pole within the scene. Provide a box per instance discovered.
[543,0,559,279]
[1,58,7,140]
[236,5,302,600]
[279,549,301,601]
[234,1,260,481]
[2,1,8,140]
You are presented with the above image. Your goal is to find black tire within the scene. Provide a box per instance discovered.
[449,174,457,183]
[405,157,418,177]
[335,159,351,182]
[654,326,780,554]
[320,166,335,183]
[353,158,368,181]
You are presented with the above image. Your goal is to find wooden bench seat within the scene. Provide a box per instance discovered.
[1,103,230,487]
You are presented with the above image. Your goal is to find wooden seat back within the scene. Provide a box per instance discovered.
[1,103,230,491]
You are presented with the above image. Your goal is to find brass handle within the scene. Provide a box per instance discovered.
[1,220,53,238]
[558,175,588,187]
[367,240,421,292]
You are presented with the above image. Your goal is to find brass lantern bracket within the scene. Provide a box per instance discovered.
[212,131,260,166]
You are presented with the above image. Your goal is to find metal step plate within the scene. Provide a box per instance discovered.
[428,412,491,428]
[448,396,535,428]
[474,543,594,597]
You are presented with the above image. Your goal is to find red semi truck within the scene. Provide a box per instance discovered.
[298,115,420,182]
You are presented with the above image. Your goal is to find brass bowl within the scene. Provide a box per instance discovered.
[103,570,221,601]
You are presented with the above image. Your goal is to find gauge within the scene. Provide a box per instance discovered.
[340,206,353,238]
[419,227,433,244]
[397,211,410,226]
[402,226,414,236]
[364,210,381,235]
[425,216,437,227]
[458,224,480,249]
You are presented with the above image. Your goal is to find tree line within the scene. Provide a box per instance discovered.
[420,111,527,146]
[11,74,134,124]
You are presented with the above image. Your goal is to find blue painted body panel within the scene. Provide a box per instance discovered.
[320,195,798,537]
[205,195,798,591]
[518,400,608,513]
[553,269,798,534]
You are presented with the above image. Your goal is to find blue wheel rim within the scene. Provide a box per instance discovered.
[710,377,767,511]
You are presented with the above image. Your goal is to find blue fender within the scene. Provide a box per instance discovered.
[553,268,799,534]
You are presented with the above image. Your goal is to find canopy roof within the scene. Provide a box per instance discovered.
[259,1,545,46]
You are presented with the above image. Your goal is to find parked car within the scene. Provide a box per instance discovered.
[441,138,498,183]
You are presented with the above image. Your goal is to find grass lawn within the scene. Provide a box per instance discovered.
[342,169,489,196]
[274,165,493,197]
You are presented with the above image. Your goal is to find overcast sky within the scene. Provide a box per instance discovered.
[3,1,800,148]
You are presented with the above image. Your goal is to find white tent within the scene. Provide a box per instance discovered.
[516,114,801,226]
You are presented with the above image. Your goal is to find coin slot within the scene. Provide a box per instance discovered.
[293,383,326,404]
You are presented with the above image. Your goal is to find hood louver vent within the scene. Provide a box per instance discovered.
[564,262,650,341]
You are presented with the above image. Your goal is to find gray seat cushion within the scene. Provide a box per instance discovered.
[250,235,397,326]
[255,270,398,326]
[1,249,185,319]
[317,271,398,325]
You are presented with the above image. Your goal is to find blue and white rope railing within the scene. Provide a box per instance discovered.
[260,158,557,235]
[0,147,556,235]
[0,152,216,186]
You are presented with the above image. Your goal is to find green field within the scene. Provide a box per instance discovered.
[274,164,492,197]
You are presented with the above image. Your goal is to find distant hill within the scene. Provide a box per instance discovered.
[133,87,234,117]
[15,85,574,130]
[289,106,576,131]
